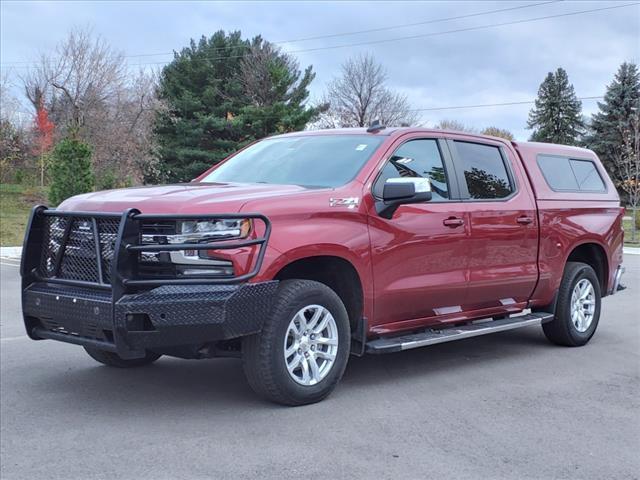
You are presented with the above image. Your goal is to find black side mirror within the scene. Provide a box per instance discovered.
[376,178,432,219]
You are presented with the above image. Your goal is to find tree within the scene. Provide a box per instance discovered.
[481,126,514,141]
[317,54,419,128]
[613,111,640,241]
[587,62,640,198]
[33,98,54,186]
[436,119,476,133]
[527,68,584,144]
[22,28,159,186]
[49,138,94,206]
[0,120,29,183]
[155,31,321,183]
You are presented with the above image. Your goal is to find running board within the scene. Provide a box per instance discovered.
[366,312,554,354]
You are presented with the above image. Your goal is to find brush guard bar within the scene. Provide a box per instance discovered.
[20,206,276,359]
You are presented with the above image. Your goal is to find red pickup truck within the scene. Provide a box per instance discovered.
[21,125,626,405]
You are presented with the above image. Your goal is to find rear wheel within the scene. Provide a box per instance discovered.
[83,346,161,368]
[242,280,350,406]
[543,262,601,347]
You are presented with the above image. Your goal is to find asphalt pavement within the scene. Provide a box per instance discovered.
[1,255,638,480]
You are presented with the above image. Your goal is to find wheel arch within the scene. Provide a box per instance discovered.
[565,241,609,295]
[273,255,364,334]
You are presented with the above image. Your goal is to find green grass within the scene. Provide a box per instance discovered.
[623,215,640,247]
[0,184,48,246]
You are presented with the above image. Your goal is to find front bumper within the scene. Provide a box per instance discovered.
[20,206,275,358]
[23,281,278,358]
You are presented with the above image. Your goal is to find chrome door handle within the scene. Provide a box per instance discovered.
[517,216,533,225]
[443,217,464,228]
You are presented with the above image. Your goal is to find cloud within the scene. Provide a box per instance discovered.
[1,0,638,140]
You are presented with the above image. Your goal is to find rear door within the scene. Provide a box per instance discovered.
[447,138,538,312]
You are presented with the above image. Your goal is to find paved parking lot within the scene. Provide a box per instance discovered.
[1,255,638,480]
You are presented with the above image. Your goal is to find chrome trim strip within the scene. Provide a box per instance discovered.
[399,317,545,351]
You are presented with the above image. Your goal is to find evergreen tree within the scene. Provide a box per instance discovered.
[527,68,584,144]
[49,137,94,206]
[154,31,321,183]
[587,62,640,177]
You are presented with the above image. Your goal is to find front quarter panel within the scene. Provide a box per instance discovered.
[242,185,375,320]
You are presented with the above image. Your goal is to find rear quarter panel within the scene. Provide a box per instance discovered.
[514,143,624,305]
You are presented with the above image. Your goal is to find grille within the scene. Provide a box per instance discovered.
[40,216,120,284]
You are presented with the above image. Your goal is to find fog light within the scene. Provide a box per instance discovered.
[178,264,234,277]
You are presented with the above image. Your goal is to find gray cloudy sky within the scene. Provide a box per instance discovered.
[1,0,638,140]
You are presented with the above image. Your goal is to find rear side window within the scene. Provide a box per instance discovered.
[537,155,606,192]
[454,141,513,199]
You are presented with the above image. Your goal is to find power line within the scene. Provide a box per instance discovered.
[132,2,640,66]
[2,1,637,70]
[0,1,559,66]
[7,95,604,120]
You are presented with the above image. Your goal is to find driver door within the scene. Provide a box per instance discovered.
[366,136,471,334]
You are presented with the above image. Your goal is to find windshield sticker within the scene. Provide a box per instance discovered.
[355,144,368,151]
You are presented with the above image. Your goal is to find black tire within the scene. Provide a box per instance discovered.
[242,280,351,406]
[543,262,601,347]
[83,346,161,368]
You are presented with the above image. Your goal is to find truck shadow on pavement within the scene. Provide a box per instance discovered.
[30,326,566,412]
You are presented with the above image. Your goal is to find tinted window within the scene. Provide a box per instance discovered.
[569,159,606,191]
[454,141,513,199]
[202,135,383,188]
[373,139,449,200]
[537,155,606,192]
[537,155,579,190]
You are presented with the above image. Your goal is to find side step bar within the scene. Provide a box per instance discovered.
[366,312,554,354]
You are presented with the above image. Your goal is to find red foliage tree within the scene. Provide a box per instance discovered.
[34,99,54,155]
[33,99,54,185]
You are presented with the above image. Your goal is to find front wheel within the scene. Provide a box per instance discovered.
[543,262,602,347]
[242,280,351,406]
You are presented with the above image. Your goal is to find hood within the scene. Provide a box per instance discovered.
[58,182,315,214]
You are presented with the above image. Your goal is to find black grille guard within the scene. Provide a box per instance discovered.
[21,205,272,299]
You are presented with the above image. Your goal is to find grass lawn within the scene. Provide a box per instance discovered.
[0,184,48,247]
[623,216,640,247]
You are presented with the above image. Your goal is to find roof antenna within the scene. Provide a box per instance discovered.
[367,119,386,133]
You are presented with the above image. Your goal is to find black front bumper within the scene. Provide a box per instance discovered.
[20,206,275,359]
[23,281,278,358]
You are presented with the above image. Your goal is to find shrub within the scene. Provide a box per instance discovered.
[49,138,94,206]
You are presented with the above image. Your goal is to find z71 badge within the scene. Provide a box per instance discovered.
[329,197,359,209]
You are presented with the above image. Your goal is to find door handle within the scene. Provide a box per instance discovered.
[516,216,533,225]
[443,217,464,228]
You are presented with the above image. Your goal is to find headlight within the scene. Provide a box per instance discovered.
[178,219,251,241]
[141,219,251,245]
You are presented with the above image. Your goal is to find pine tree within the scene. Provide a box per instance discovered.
[49,138,94,206]
[527,68,584,145]
[154,31,321,183]
[587,62,640,178]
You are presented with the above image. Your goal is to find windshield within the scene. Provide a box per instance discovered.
[201,135,384,188]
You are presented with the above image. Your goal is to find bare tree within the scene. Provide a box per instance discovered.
[481,126,515,141]
[435,119,476,133]
[614,108,640,241]
[316,54,419,128]
[21,28,159,185]
[23,28,126,129]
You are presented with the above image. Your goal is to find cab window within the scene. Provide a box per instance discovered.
[373,139,450,200]
[453,141,514,200]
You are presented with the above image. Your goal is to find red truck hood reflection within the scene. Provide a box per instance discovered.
[58,182,312,214]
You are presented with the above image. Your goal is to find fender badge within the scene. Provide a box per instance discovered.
[329,197,359,209]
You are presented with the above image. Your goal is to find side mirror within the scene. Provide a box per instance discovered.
[376,177,432,219]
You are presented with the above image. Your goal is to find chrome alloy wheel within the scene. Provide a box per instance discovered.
[571,278,596,333]
[284,305,339,386]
